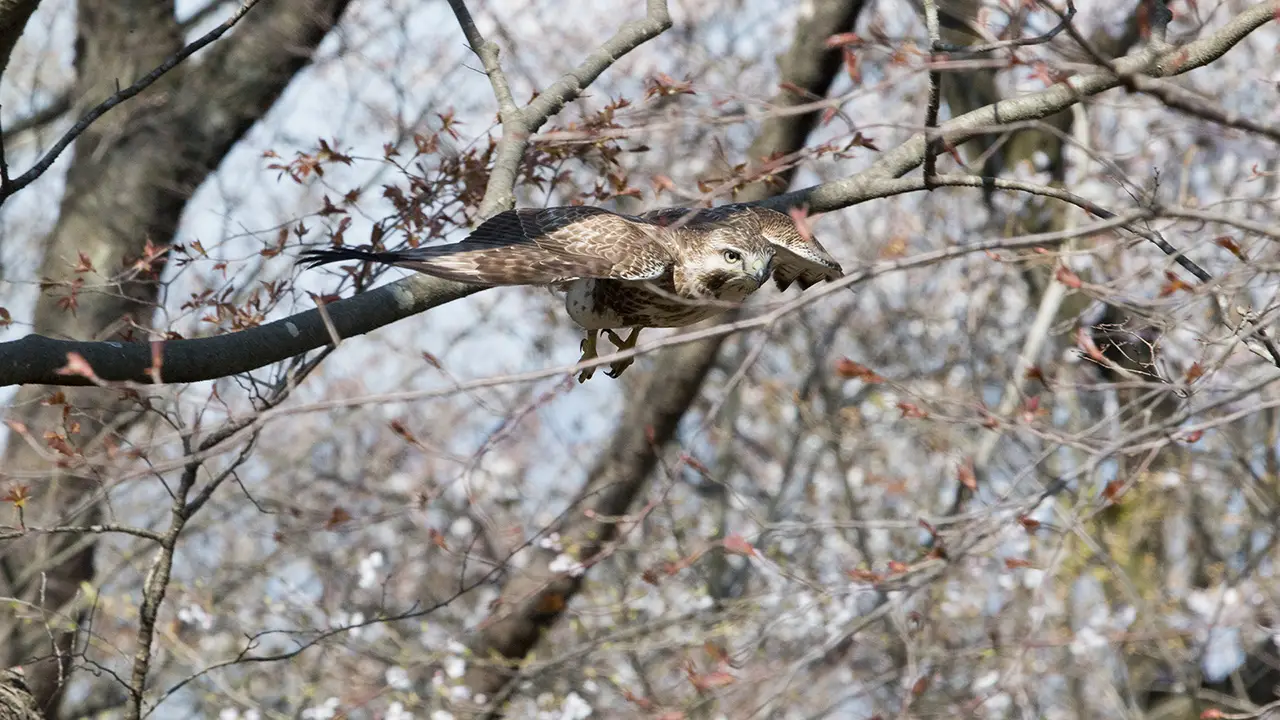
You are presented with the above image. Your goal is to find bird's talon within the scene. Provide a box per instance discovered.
[605,361,633,379]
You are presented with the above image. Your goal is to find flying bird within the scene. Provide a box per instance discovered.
[298,204,843,382]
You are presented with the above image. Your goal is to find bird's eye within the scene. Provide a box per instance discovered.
[722,249,742,263]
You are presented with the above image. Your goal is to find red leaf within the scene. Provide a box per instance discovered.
[3,485,31,508]
[835,358,884,382]
[1214,236,1244,259]
[787,206,814,243]
[723,534,756,557]
[897,402,928,419]
[1185,362,1205,382]
[825,32,862,47]
[1076,328,1107,363]
[1055,265,1082,289]
[56,352,99,382]
[325,506,352,529]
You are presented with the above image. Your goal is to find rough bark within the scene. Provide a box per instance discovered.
[0,0,351,715]
[0,0,39,76]
[459,0,868,708]
[0,670,43,720]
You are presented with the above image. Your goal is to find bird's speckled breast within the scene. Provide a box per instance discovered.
[563,277,744,330]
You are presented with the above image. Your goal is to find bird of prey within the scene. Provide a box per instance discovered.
[298,204,843,382]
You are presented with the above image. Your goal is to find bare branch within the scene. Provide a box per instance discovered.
[454,0,671,219]
[921,0,942,186]
[0,0,263,204]
[0,91,71,142]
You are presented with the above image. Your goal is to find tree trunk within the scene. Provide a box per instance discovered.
[460,0,870,708]
[0,1,351,715]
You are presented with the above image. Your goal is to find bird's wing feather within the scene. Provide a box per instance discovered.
[745,207,844,291]
[370,207,672,285]
[770,243,844,291]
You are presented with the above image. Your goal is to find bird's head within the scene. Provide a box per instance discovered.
[686,228,776,300]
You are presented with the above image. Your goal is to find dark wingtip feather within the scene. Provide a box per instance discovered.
[296,247,390,269]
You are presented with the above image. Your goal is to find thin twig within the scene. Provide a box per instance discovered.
[0,107,9,192]
[447,0,671,219]
[935,0,1076,56]
[0,90,72,142]
[0,0,264,204]
[921,0,943,187]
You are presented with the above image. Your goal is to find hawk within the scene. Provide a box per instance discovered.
[298,204,843,381]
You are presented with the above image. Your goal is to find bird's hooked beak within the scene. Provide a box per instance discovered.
[751,257,772,285]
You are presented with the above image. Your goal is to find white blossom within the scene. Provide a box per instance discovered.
[386,665,411,690]
[386,701,414,720]
[301,697,340,720]
[359,551,385,590]
[559,691,592,720]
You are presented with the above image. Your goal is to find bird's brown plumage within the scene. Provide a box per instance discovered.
[298,203,844,380]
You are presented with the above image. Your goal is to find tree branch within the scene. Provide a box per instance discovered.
[0,0,41,77]
[456,0,672,218]
[0,0,263,204]
[0,92,71,143]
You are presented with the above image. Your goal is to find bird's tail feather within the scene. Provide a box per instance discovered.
[296,246,423,270]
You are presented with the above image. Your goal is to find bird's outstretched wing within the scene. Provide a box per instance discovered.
[747,207,844,291]
[297,206,672,286]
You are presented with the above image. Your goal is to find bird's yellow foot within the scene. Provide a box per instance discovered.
[577,330,600,383]
[604,328,642,379]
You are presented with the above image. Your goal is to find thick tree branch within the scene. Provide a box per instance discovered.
[0,277,482,386]
[0,668,43,720]
[0,0,1273,389]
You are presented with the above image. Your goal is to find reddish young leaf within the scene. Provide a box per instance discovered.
[825,32,862,47]
[897,402,928,419]
[1214,236,1244,259]
[56,352,99,382]
[1076,328,1107,363]
[3,485,31,508]
[723,534,756,557]
[1055,265,1083,289]
[1101,480,1125,502]
[835,358,884,382]
[325,506,352,529]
